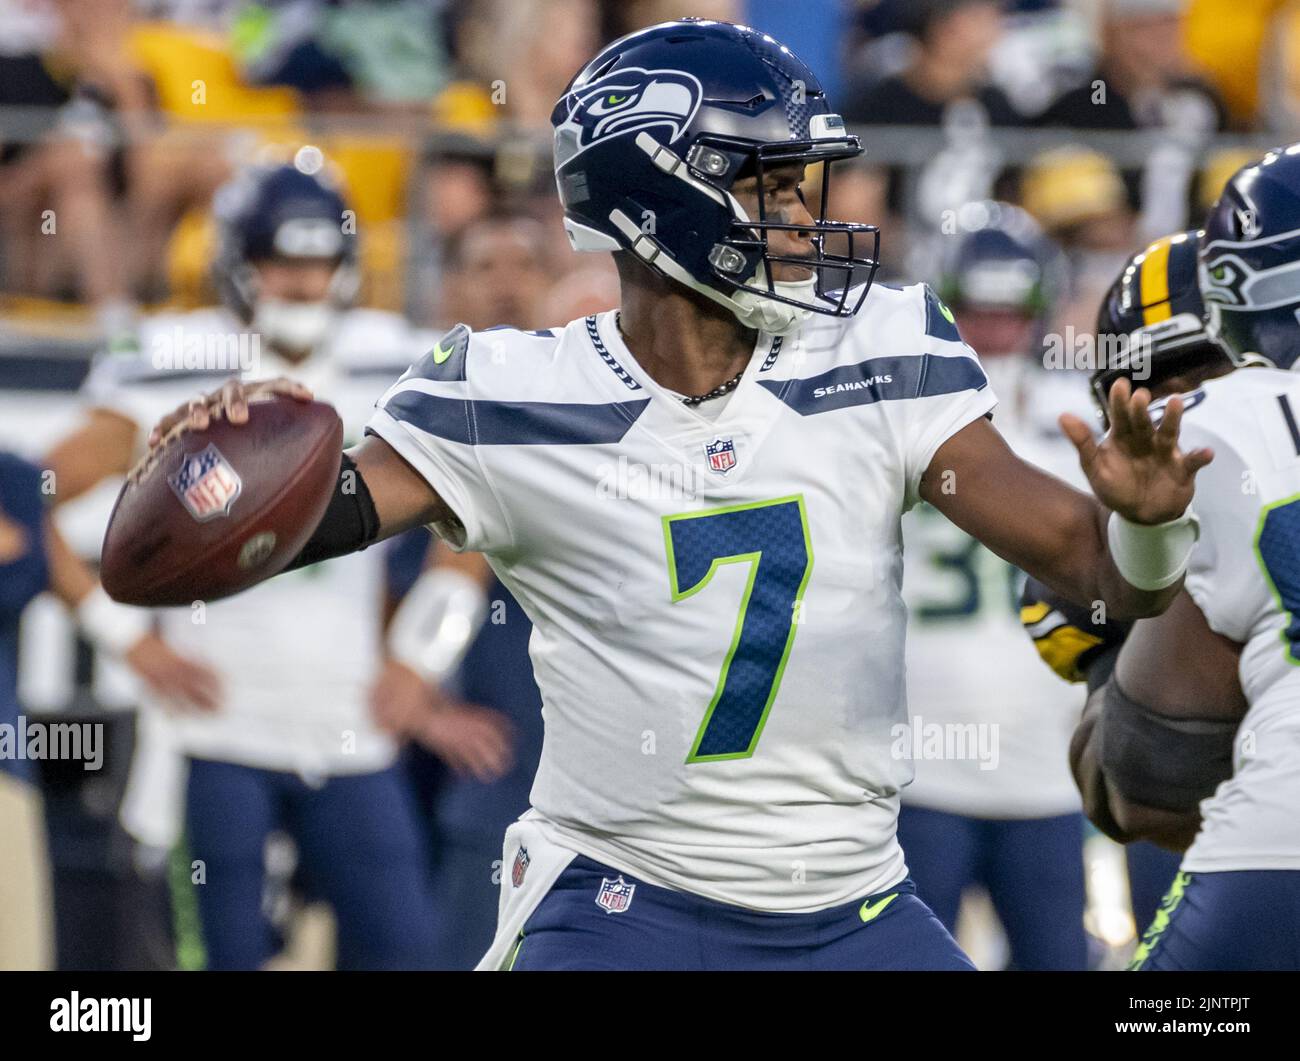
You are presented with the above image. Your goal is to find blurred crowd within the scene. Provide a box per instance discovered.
[0,0,1290,972]
[0,0,1293,345]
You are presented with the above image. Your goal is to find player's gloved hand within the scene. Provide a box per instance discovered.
[143,376,314,450]
[1060,377,1214,525]
[123,632,222,713]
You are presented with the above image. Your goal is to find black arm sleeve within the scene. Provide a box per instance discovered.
[1099,677,1239,814]
[283,452,381,572]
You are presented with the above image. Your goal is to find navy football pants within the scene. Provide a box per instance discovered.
[897,804,1087,970]
[509,855,974,971]
[1131,869,1300,970]
[185,758,439,970]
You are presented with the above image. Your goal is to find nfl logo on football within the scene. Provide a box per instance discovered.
[167,444,242,522]
[705,436,737,474]
[595,876,636,914]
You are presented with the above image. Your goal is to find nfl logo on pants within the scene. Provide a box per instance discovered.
[596,876,636,914]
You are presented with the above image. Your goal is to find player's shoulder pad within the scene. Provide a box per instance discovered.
[842,281,968,350]
[919,284,964,344]
[401,322,563,389]
[1146,367,1280,463]
[404,322,474,384]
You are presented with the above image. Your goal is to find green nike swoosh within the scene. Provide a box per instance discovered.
[939,302,956,325]
[859,892,899,923]
[432,341,453,365]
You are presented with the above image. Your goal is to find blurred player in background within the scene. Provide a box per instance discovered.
[899,204,1090,969]
[42,157,445,970]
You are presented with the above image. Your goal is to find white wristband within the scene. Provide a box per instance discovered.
[76,584,152,657]
[388,568,488,685]
[1107,511,1200,591]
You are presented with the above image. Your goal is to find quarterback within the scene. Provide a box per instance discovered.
[141,20,1210,970]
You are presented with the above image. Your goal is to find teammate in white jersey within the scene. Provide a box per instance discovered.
[140,20,1211,971]
[1062,149,1300,970]
[46,161,446,969]
[898,205,1091,969]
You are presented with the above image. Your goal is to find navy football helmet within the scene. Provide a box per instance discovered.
[1094,230,1233,418]
[935,202,1061,320]
[1200,144,1300,370]
[212,158,359,347]
[551,18,879,335]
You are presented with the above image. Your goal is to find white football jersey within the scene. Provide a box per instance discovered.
[1174,367,1300,872]
[84,306,433,777]
[368,284,997,912]
[900,359,1091,819]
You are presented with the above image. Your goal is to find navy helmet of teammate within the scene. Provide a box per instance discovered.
[212,154,359,358]
[1091,230,1237,423]
[933,201,1062,362]
[1200,144,1300,370]
[551,17,880,332]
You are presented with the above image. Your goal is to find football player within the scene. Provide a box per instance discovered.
[1027,176,1300,970]
[898,205,1092,969]
[140,20,1209,971]
[1021,228,1239,936]
[44,160,451,970]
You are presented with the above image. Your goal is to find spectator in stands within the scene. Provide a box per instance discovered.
[1020,145,1136,342]
[229,0,452,112]
[0,0,147,334]
[457,0,600,133]
[843,0,1023,127]
[436,215,549,333]
[1037,0,1226,135]
[608,0,742,40]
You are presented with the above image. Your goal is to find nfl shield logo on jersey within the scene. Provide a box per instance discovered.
[512,846,530,888]
[167,444,242,522]
[704,436,737,474]
[595,875,636,914]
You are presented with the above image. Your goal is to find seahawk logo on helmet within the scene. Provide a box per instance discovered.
[556,68,702,163]
[1199,143,1300,371]
[549,18,880,336]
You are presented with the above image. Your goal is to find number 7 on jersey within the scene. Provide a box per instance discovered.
[663,496,814,763]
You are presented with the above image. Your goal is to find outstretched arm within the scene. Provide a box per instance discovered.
[922,379,1213,620]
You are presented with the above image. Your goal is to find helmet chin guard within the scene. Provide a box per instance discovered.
[552,19,880,332]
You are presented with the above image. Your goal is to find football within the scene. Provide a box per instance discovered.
[100,396,343,606]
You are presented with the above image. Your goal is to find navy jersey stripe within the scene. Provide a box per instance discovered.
[923,286,964,343]
[757,354,987,415]
[383,389,651,445]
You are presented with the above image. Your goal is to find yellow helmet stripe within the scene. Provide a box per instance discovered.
[1139,237,1173,325]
